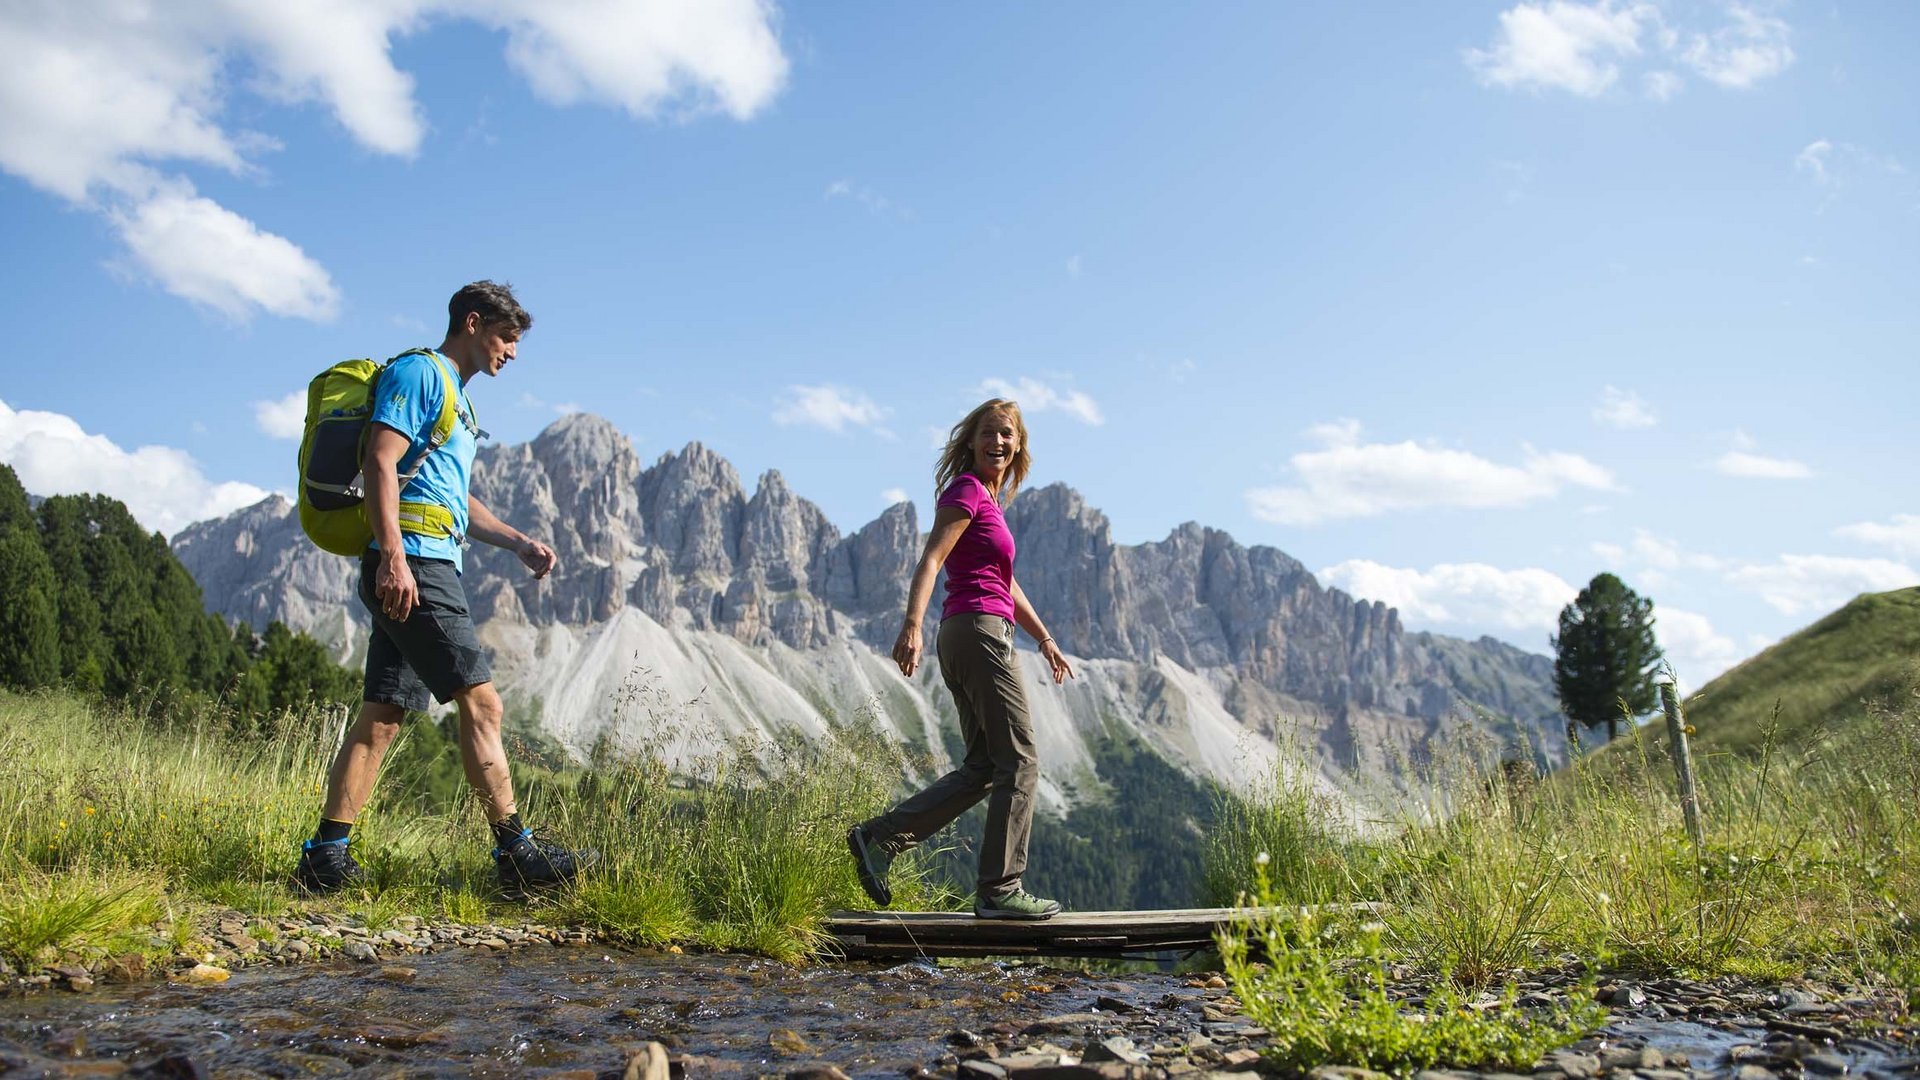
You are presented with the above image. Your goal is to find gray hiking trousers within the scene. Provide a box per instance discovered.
[866,613,1038,899]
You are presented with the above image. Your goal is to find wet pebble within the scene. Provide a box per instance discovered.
[178,964,229,985]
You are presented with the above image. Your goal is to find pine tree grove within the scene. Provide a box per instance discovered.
[0,465,355,724]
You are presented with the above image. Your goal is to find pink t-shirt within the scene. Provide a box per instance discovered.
[938,473,1017,622]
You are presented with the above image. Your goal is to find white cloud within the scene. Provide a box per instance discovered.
[1655,606,1742,687]
[1246,421,1617,526]
[881,487,910,506]
[1465,0,1651,96]
[1593,385,1657,429]
[1714,450,1811,479]
[1319,559,1578,633]
[825,178,908,219]
[0,398,270,537]
[1066,254,1083,278]
[112,181,341,320]
[1590,529,1725,591]
[979,377,1104,426]
[254,389,307,440]
[773,385,890,434]
[1835,513,1920,558]
[1795,139,1833,183]
[1643,69,1684,100]
[1726,554,1918,616]
[1465,1,1792,98]
[1680,3,1793,88]
[517,391,582,416]
[0,0,787,319]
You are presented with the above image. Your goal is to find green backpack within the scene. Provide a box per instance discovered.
[296,348,480,556]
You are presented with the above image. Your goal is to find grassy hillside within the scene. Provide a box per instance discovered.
[1681,587,1920,755]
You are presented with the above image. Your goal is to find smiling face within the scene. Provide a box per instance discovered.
[445,312,520,380]
[969,409,1021,485]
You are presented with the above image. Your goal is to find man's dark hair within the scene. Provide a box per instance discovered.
[446,280,533,338]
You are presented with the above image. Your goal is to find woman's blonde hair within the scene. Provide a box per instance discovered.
[935,398,1031,504]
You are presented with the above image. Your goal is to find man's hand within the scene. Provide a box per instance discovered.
[375,552,420,622]
[516,538,557,579]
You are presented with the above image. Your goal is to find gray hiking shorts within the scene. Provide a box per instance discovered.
[358,551,492,711]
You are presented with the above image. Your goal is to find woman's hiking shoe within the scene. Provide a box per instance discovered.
[494,828,596,899]
[846,825,893,907]
[974,889,1060,920]
[293,837,365,894]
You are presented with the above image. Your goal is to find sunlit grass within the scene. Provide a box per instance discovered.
[1212,678,1920,1001]
[0,678,942,964]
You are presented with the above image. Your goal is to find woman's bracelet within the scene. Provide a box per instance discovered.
[1038,636,1055,648]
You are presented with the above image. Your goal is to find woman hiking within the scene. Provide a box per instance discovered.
[846,398,1076,920]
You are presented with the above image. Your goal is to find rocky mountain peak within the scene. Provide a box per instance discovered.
[174,412,1565,788]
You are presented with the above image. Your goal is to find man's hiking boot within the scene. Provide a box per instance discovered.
[846,824,893,907]
[495,828,597,899]
[974,888,1060,921]
[293,837,365,894]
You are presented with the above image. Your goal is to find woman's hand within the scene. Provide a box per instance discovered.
[893,621,924,677]
[1040,638,1074,684]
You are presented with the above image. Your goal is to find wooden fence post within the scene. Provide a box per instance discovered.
[1659,676,1706,856]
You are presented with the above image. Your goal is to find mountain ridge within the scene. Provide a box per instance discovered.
[172,411,1566,814]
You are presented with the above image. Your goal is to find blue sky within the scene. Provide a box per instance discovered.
[2,1,1915,686]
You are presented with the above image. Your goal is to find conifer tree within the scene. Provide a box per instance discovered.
[0,466,58,688]
[1552,572,1663,743]
[0,528,59,688]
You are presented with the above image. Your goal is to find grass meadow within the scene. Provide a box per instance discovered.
[1208,670,1920,1072]
[0,679,958,969]
[5,653,1914,1072]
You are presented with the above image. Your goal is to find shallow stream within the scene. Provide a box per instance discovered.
[3,946,1916,1078]
[1,945,1191,1077]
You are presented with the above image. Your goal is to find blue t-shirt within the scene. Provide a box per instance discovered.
[366,350,479,573]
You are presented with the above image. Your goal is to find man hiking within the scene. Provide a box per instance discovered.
[295,280,592,897]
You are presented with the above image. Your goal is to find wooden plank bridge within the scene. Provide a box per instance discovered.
[823,907,1262,960]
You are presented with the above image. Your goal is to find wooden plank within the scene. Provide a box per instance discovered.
[820,903,1385,961]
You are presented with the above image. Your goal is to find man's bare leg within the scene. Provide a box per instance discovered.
[452,681,595,891]
[452,681,517,823]
[322,700,408,823]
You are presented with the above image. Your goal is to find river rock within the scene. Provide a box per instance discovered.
[623,1042,669,1080]
[133,1050,207,1078]
[1082,1037,1149,1065]
[1802,1051,1849,1074]
[768,1029,814,1054]
[1602,984,1647,1008]
[784,1068,852,1080]
[100,954,147,983]
[342,941,378,962]
[1308,1067,1394,1080]
[1023,1013,1108,1035]
[1544,1050,1601,1077]
[179,964,229,985]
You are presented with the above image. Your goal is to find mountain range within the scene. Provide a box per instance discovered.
[172,413,1566,820]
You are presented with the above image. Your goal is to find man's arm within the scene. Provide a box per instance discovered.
[468,496,558,579]
[364,425,418,620]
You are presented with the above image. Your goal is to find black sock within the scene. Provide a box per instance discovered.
[315,818,352,844]
[490,814,526,849]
